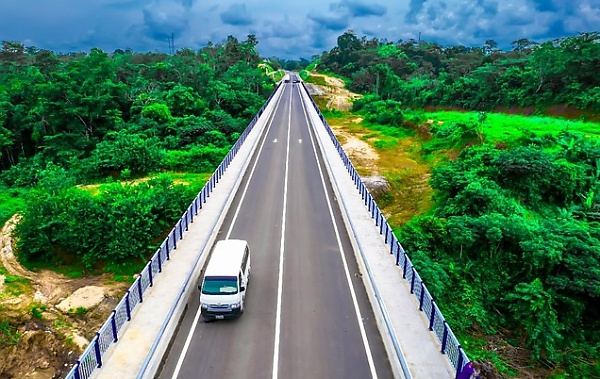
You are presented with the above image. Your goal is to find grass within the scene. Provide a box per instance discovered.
[324,112,434,226]
[104,260,147,282]
[30,304,47,319]
[0,186,25,226]
[421,110,600,145]
[304,74,329,87]
[79,171,209,195]
[306,59,319,72]
[0,266,31,297]
[0,320,20,346]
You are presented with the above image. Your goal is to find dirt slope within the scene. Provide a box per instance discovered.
[0,216,129,378]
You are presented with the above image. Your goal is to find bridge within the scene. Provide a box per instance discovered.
[64,75,470,379]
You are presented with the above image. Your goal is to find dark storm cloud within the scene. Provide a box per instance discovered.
[537,19,568,39]
[220,3,254,26]
[342,0,387,17]
[262,17,304,39]
[310,28,332,50]
[426,4,438,19]
[405,0,426,22]
[142,6,189,40]
[307,12,349,31]
[1,0,598,60]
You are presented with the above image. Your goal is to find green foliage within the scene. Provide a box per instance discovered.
[0,266,30,296]
[0,185,24,225]
[306,58,319,72]
[353,96,404,126]
[15,174,203,269]
[141,103,172,122]
[505,279,563,360]
[298,70,309,81]
[30,304,46,319]
[0,39,272,178]
[81,130,165,177]
[421,110,600,147]
[318,31,600,112]
[0,320,20,346]
[400,133,600,371]
[74,307,88,315]
[164,145,230,173]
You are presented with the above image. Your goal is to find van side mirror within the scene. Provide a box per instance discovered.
[240,286,245,292]
[197,285,202,291]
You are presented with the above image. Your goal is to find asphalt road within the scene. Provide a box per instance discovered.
[156,80,394,379]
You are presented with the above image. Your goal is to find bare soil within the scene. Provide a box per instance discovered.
[308,73,361,111]
[0,216,129,378]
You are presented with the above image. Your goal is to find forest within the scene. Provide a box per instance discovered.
[0,35,275,271]
[314,31,600,378]
[1,29,599,378]
[316,31,600,113]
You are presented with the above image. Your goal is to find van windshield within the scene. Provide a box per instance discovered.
[202,276,238,295]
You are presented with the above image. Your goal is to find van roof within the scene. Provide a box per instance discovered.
[203,239,248,278]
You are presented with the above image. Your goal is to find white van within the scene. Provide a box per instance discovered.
[198,239,250,321]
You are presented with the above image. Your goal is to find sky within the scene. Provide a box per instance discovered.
[1,0,599,59]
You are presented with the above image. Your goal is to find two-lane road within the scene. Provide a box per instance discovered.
[157,80,393,379]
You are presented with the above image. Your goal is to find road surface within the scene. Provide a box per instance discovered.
[157,79,394,379]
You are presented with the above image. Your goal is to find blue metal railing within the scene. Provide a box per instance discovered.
[63,82,281,379]
[300,82,470,378]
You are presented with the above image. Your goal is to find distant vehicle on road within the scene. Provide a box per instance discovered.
[198,239,251,321]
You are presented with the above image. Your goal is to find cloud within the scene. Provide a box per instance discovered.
[530,0,558,12]
[342,0,387,17]
[405,0,426,22]
[262,16,304,39]
[220,3,254,26]
[308,11,349,31]
[141,2,189,41]
[476,0,498,15]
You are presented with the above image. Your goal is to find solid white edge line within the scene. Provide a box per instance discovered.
[296,84,379,379]
[170,300,203,379]
[271,84,292,379]
[170,85,288,379]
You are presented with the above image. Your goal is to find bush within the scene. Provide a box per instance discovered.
[15,175,200,269]
[82,130,165,178]
[164,145,230,173]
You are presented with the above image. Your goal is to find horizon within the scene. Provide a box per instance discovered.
[1,0,598,60]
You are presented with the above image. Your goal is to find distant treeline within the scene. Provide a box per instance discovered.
[0,35,273,178]
[315,31,600,112]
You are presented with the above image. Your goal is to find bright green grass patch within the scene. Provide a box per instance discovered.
[305,74,328,87]
[424,111,600,145]
[365,123,416,139]
[272,70,285,82]
[0,186,25,226]
[0,266,31,297]
[306,59,319,72]
[81,172,209,195]
[0,320,20,346]
[299,70,309,81]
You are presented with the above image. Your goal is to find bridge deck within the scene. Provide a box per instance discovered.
[92,81,455,379]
